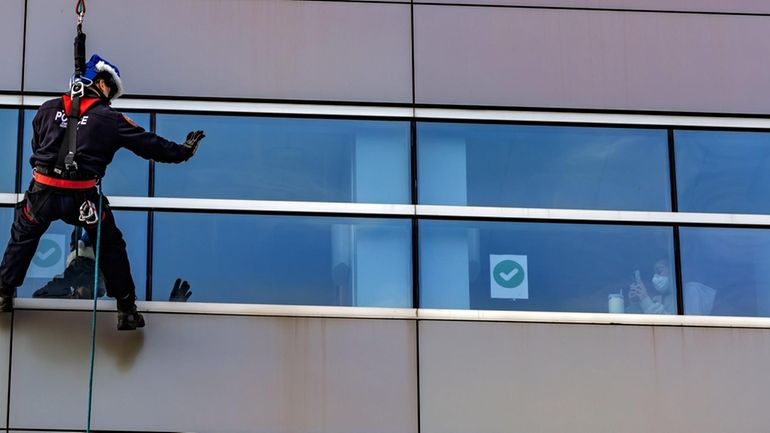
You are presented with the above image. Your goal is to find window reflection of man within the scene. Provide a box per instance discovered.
[33,229,105,299]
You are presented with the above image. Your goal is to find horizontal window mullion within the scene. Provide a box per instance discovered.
[109,196,416,216]
[5,190,768,228]
[0,95,22,106]
[418,205,770,226]
[0,193,20,204]
[21,95,414,118]
[100,197,770,226]
[415,108,770,130]
[13,299,770,328]
[3,93,770,130]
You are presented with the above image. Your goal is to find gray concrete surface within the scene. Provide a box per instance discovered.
[9,310,417,433]
[420,320,770,433]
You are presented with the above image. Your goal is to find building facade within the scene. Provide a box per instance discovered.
[2,0,770,432]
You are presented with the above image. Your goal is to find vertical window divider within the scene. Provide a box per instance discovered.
[146,112,156,301]
[15,108,25,194]
[668,128,685,315]
[410,120,419,309]
[673,226,684,316]
[667,129,679,213]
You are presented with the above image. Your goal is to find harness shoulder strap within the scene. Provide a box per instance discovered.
[54,93,101,177]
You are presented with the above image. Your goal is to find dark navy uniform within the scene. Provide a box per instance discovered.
[0,95,193,305]
[32,96,191,176]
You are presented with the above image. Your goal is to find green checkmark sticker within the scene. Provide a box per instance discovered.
[33,238,63,268]
[493,259,525,289]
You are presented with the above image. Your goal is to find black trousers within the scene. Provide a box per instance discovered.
[0,182,135,300]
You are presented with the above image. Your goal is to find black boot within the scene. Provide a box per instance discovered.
[116,296,145,331]
[0,294,13,313]
[0,283,14,312]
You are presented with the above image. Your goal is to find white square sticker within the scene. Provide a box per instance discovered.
[490,254,528,300]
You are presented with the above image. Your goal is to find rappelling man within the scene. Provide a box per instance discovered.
[0,54,205,330]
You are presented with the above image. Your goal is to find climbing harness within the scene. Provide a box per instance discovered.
[32,170,97,189]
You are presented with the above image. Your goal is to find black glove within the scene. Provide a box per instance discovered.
[183,130,205,157]
[169,278,192,302]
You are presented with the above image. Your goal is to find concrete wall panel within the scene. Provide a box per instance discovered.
[0,0,24,91]
[420,321,770,433]
[25,0,412,103]
[10,310,417,433]
[415,6,770,114]
[415,0,770,14]
[0,315,11,429]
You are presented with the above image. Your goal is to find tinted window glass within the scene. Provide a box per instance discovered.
[153,213,412,307]
[0,109,18,193]
[22,108,150,196]
[0,207,11,240]
[155,115,411,203]
[418,123,671,211]
[153,213,412,306]
[420,220,676,314]
[0,210,148,300]
[676,130,770,214]
[680,227,770,317]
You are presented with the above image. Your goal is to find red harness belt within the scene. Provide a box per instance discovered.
[33,170,97,189]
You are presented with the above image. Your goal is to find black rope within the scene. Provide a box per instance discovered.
[74,0,86,77]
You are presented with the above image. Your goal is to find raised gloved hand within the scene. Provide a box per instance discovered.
[169,278,192,302]
[183,130,205,157]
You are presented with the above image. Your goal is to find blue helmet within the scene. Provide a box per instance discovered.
[77,54,124,100]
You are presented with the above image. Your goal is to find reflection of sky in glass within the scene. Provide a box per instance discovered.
[0,110,18,193]
[153,212,412,306]
[0,208,147,300]
[155,115,410,203]
[418,123,671,211]
[420,220,675,314]
[22,109,150,196]
[680,227,770,317]
[676,130,770,214]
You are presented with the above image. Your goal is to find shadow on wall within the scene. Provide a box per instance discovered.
[20,310,145,372]
[96,317,145,372]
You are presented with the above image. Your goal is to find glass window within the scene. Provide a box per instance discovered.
[0,109,19,193]
[0,207,12,240]
[680,227,770,317]
[152,212,412,306]
[0,209,149,300]
[419,220,676,314]
[675,130,770,214]
[155,115,411,203]
[418,123,671,211]
[22,109,150,196]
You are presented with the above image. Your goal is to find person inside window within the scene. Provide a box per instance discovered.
[628,259,718,315]
[629,259,676,314]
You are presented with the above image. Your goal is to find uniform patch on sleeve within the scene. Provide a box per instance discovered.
[122,114,139,127]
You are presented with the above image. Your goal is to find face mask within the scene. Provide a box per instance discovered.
[651,274,670,293]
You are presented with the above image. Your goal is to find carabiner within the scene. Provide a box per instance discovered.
[79,200,99,225]
[75,0,86,25]
[71,81,86,98]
